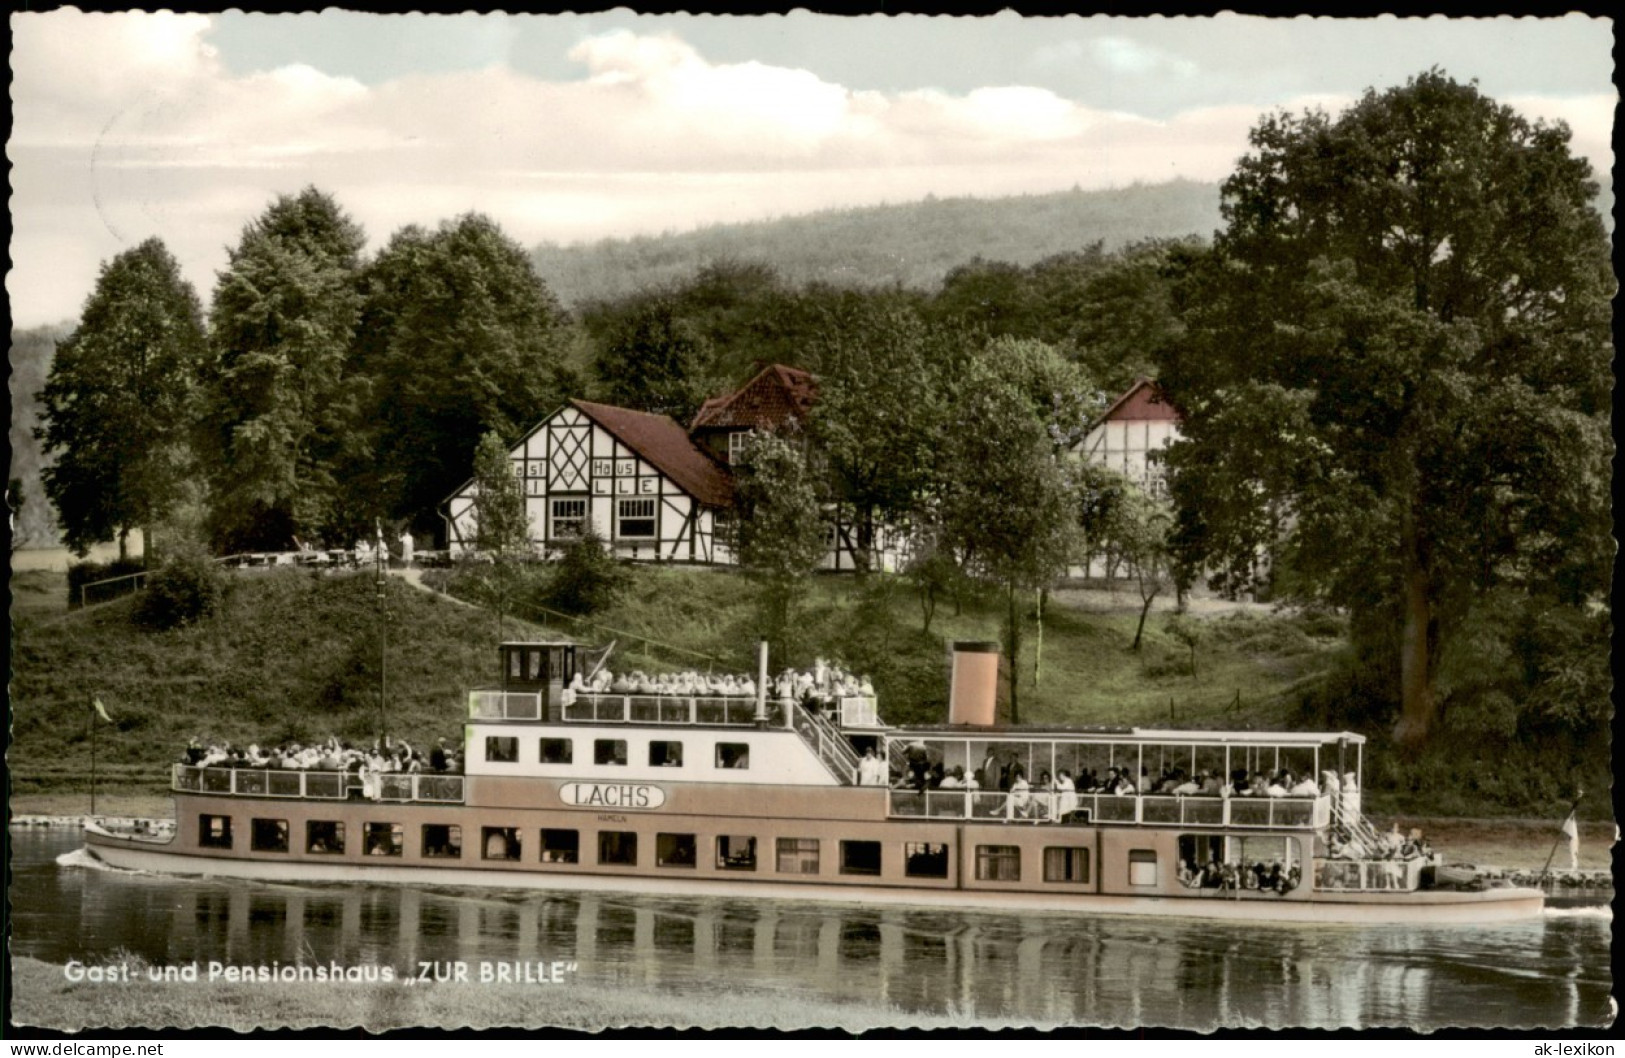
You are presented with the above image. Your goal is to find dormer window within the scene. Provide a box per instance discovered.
[727,430,753,466]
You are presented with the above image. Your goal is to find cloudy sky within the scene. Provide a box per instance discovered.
[7,11,1615,328]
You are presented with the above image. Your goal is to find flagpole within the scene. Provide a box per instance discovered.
[1538,790,1584,885]
[89,698,97,815]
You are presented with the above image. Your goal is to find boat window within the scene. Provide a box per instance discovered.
[716,742,750,770]
[539,828,579,864]
[1043,846,1090,884]
[904,842,949,879]
[657,832,697,868]
[250,818,289,854]
[482,826,521,861]
[198,814,232,849]
[1177,834,1226,889]
[485,736,519,764]
[1129,849,1158,886]
[717,835,757,871]
[306,820,345,855]
[594,739,628,766]
[364,823,404,857]
[422,824,462,859]
[776,838,820,875]
[539,738,573,764]
[975,845,1021,882]
[649,740,683,767]
[617,498,657,539]
[599,830,638,866]
[839,840,881,876]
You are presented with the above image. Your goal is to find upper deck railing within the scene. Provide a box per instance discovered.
[561,692,787,727]
[172,764,465,804]
[888,788,1330,830]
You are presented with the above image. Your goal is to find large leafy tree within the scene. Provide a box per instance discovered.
[36,238,208,560]
[1160,71,1612,748]
[806,294,961,575]
[586,293,716,422]
[732,431,830,664]
[352,214,573,534]
[469,430,531,650]
[198,187,366,551]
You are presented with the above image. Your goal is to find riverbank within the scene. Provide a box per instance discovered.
[6,955,1007,1033]
[11,793,1614,872]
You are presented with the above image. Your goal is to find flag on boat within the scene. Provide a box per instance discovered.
[1560,809,1580,871]
[92,698,113,724]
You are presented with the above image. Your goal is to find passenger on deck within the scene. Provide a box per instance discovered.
[1289,774,1320,797]
[857,747,887,786]
[1172,774,1201,797]
[1005,767,1033,820]
[1055,770,1078,819]
[1266,773,1288,798]
[939,766,963,789]
[430,738,449,773]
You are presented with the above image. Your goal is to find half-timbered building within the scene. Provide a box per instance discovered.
[1073,378,1182,580]
[445,399,734,563]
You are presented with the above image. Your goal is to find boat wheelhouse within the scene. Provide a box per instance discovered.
[87,641,1542,924]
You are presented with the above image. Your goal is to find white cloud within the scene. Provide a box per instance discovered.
[7,13,1615,328]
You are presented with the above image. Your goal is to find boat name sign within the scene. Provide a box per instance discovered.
[559,782,666,810]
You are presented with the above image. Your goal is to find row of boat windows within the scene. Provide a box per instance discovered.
[196,815,1107,884]
[485,736,749,769]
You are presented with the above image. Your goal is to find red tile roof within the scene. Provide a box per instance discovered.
[571,399,734,508]
[1100,378,1180,423]
[690,363,817,433]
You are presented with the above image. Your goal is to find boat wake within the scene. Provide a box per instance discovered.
[1542,905,1612,920]
[56,847,148,875]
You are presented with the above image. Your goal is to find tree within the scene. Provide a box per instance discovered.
[806,295,960,575]
[732,432,829,664]
[1160,71,1612,749]
[198,188,366,551]
[352,214,574,535]
[36,238,208,561]
[544,527,630,617]
[586,293,716,422]
[469,431,530,649]
[1110,484,1176,651]
[936,356,1082,723]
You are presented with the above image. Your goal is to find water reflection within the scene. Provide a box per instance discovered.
[9,828,1612,1030]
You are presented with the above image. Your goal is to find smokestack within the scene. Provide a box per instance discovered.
[949,641,999,725]
[755,639,769,726]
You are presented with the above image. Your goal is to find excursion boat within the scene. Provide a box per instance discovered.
[85,640,1544,924]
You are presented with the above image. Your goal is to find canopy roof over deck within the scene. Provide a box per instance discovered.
[887,726,1366,748]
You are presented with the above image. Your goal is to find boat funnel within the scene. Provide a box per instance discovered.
[948,641,999,726]
[754,639,769,726]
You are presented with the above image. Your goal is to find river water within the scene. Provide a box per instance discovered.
[9,827,1613,1031]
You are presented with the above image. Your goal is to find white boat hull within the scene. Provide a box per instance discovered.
[83,826,1546,927]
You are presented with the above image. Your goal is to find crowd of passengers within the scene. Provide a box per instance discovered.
[891,751,1356,804]
[180,735,463,776]
[1179,857,1303,895]
[570,657,875,706]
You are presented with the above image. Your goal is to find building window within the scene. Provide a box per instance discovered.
[1129,849,1158,887]
[198,814,232,849]
[482,826,521,861]
[250,818,289,854]
[539,829,579,864]
[727,430,753,466]
[306,820,345,855]
[777,838,820,875]
[649,740,683,767]
[716,742,750,770]
[904,842,949,879]
[364,823,404,857]
[539,738,573,764]
[717,835,757,871]
[598,831,638,866]
[550,497,587,540]
[657,833,697,868]
[1044,846,1091,884]
[422,824,462,859]
[485,736,519,764]
[839,840,882,876]
[594,739,628,766]
[975,845,1021,882]
[617,497,656,539]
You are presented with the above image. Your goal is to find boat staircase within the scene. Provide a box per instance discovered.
[1327,794,1386,855]
[790,702,862,785]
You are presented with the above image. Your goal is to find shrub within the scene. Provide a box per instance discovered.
[543,530,630,617]
[134,552,223,630]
